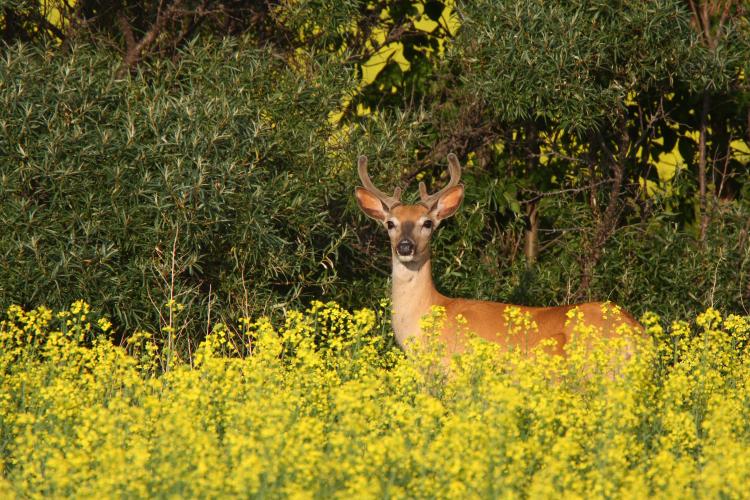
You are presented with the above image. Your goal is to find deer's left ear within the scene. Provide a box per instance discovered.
[432,185,464,221]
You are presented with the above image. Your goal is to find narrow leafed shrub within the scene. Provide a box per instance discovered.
[2,38,748,349]
[0,39,363,336]
[2,302,750,497]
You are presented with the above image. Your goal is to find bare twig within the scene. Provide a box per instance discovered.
[698,93,711,243]
[575,111,630,300]
[713,136,734,200]
[521,179,615,204]
[116,0,185,77]
[117,12,136,53]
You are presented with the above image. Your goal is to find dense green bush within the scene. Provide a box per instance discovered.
[0,39,447,341]
[0,40,359,336]
[2,37,749,347]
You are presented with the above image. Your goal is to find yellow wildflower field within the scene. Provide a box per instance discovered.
[1,300,749,498]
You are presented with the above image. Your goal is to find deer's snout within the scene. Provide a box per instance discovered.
[396,239,415,256]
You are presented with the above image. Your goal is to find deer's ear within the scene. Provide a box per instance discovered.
[355,188,388,221]
[433,185,464,221]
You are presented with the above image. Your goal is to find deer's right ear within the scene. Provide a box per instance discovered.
[433,185,464,221]
[355,187,389,221]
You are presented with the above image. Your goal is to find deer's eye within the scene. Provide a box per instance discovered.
[386,221,395,230]
[423,220,433,229]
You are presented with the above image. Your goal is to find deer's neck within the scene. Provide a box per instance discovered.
[391,256,441,348]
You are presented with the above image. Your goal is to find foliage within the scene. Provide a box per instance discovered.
[3,301,750,497]
[0,40,364,335]
[458,0,688,130]
[0,0,458,113]
[442,0,750,294]
[2,42,749,343]
[432,195,750,319]
[2,3,750,342]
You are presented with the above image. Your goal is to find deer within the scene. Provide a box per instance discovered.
[355,153,644,359]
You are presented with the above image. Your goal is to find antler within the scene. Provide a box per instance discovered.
[419,153,463,208]
[358,156,402,209]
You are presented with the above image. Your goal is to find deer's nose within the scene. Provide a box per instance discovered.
[396,239,415,256]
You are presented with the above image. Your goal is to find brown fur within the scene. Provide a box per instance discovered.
[437,298,643,355]
[356,157,644,360]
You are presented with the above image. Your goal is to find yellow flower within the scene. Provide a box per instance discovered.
[3,301,750,497]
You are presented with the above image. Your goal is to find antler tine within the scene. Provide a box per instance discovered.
[357,155,402,208]
[446,153,462,182]
[419,153,463,207]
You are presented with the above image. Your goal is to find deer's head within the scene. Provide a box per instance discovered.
[355,154,464,265]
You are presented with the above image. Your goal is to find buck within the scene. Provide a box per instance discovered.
[355,153,643,357]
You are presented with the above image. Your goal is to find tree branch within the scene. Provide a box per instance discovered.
[116,0,184,77]
[575,111,630,300]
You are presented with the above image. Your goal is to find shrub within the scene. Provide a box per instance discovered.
[3,39,749,349]
[0,39,363,336]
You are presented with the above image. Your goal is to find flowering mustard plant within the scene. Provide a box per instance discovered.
[1,302,750,497]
